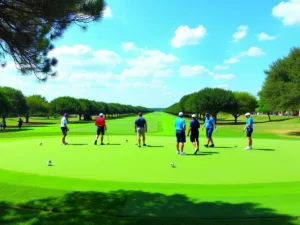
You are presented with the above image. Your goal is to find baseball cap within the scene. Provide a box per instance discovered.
[64,113,68,117]
[99,113,104,117]
[205,113,209,116]
[192,114,196,118]
[245,112,251,116]
[178,112,184,117]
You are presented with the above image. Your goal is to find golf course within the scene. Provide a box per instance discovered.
[0,112,299,225]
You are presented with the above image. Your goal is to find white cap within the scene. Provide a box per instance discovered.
[178,112,183,117]
[99,113,104,117]
[245,112,251,116]
[191,114,196,118]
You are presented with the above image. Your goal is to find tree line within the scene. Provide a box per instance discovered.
[165,47,300,123]
[164,88,258,124]
[0,86,152,123]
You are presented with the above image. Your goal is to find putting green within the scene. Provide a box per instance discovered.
[0,135,299,185]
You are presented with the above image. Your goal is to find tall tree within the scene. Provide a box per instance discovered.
[0,86,28,121]
[259,47,300,112]
[0,91,11,118]
[50,97,82,117]
[0,0,105,80]
[195,88,237,123]
[227,92,258,124]
[256,99,273,122]
[25,95,49,122]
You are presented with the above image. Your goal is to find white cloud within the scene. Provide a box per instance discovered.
[239,47,265,57]
[214,74,236,80]
[93,50,122,66]
[233,25,248,42]
[179,65,213,77]
[272,0,300,26]
[215,84,229,89]
[103,6,112,18]
[119,79,167,89]
[171,25,206,48]
[153,69,173,78]
[121,42,136,52]
[214,65,229,70]
[224,57,239,64]
[48,45,91,57]
[121,68,149,78]
[258,32,276,41]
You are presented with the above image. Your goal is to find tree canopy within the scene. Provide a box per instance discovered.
[0,0,105,80]
[0,91,11,118]
[227,92,258,123]
[25,95,50,122]
[0,86,28,120]
[259,47,300,111]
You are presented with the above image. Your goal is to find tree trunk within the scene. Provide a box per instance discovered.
[26,114,29,123]
[2,115,5,123]
[267,113,271,122]
[234,115,238,124]
[212,112,217,124]
[79,114,82,120]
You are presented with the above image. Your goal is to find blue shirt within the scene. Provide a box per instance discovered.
[175,117,186,131]
[246,117,253,129]
[135,117,146,128]
[205,117,214,129]
[190,120,200,134]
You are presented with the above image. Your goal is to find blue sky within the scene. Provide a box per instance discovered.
[2,0,300,108]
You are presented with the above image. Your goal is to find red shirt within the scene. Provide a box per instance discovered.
[95,117,105,127]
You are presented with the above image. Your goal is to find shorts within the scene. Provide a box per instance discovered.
[137,127,145,136]
[246,128,253,137]
[176,130,186,143]
[61,127,67,136]
[97,126,105,136]
[190,133,199,142]
[206,128,213,138]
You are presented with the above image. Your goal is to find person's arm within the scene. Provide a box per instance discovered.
[144,120,147,132]
[134,121,137,132]
[104,120,107,130]
[183,121,186,133]
[65,118,69,131]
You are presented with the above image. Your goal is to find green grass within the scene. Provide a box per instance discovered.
[0,112,300,224]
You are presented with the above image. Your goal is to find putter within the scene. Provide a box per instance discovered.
[235,130,245,147]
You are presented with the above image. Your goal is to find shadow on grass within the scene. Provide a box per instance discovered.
[67,144,89,146]
[105,143,122,146]
[212,147,234,149]
[287,132,300,137]
[147,145,164,147]
[252,148,275,151]
[0,190,297,225]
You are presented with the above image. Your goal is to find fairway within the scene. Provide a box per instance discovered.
[1,112,300,224]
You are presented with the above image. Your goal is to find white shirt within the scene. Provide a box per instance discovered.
[60,117,67,127]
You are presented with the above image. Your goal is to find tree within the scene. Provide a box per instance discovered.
[50,97,82,117]
[0,86,28,121]
[0,91,11,118]
[0,0,105,80]
[195,88,237,123]
[256,99,273,122]
[25,95,49,122]
[228,92,258,124]
[259,47,300,112]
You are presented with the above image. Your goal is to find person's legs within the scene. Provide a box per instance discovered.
[245,129,253,150]
[142,132,146,146]
[137,128,141,146]
[180,131,185,154]
[176,131,180,153]
[95,128,100,145]
[101,128,105,144]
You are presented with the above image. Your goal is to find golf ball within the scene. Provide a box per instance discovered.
[40,142,43,146]
[170,162,175,167]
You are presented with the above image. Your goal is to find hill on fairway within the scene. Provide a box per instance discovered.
[0,112,300,225]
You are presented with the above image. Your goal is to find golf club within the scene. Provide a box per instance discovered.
[235,129,245,147]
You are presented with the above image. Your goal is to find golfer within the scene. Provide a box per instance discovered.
[60,113,69,145]
[187,114,200,154]
[244,112,253,150]
[94,113,107,145]
[203,113,216,147]
[175,112,186,155]
[134,112,147,147]
[18,117,23,130]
